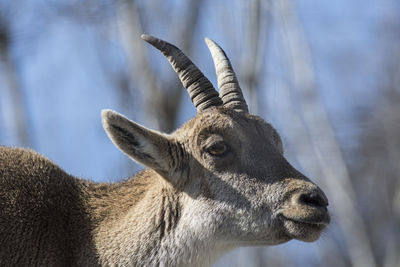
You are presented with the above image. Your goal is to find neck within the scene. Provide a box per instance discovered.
[81,170,232,266]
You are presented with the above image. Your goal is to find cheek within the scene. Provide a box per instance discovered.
[183,160,229,200]
[231,179,288,214]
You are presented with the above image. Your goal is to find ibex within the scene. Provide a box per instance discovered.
[0,34,329,266]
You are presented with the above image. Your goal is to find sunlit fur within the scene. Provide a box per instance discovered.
[0,106,329,266]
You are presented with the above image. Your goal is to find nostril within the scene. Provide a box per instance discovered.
[298,192,328,209]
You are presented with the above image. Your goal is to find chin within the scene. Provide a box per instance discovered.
[282,218,327,242]
[232,230,293,247]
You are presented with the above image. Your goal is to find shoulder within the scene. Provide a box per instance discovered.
[1,146,60,171]
[0,146,73,187]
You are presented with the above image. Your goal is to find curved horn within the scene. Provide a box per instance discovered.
[141,34,222,112]
[205,38,249,113]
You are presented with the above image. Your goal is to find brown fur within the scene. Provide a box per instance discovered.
[0,147,179,265]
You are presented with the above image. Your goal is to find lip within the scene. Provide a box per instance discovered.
[282,216,329,230]
[278,204,330,225]
[282,211,330,225]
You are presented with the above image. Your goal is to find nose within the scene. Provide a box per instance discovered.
[297,190,328,209]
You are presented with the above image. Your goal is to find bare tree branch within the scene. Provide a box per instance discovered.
[116,0,203,132]
[0,13,31,147]
[239,0,271,115]
[275,0,377,267]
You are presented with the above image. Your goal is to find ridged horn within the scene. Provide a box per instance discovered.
[205,38,249,113]
[141,34,222,112]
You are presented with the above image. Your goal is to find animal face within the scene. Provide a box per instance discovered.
[101,34,329,248]
[171,107,329,245]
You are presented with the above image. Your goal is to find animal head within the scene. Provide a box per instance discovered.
[101,34,329,246]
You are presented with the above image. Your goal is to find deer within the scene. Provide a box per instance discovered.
[0,34,330,267]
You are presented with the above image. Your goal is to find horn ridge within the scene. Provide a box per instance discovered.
[141,34,222,112]
[204,37,249,113]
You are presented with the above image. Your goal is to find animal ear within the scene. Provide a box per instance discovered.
[101,110,181,181]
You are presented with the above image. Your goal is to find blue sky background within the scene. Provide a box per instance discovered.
[1,0,398,266]
[1,0,388,179]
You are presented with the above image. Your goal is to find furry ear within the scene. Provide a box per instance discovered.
[101,110,181,180]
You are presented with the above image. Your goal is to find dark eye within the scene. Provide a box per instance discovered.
[206,142,229,157]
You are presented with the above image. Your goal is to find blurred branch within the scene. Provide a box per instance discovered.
[116,0,159,128]
[368,33,400,267]
[0,13,31,147]
[240,0,271,115]
[116,0,203,132]
[380,105,400,267]
[275,0,377,267]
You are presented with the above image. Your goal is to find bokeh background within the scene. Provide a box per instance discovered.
[1,0,399,266]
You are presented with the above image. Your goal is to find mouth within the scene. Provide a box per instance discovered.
[282,211,330,226]
[282,215,329,230]
[279,208,330,242]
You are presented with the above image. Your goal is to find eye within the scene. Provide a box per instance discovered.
[206,142,229,157]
